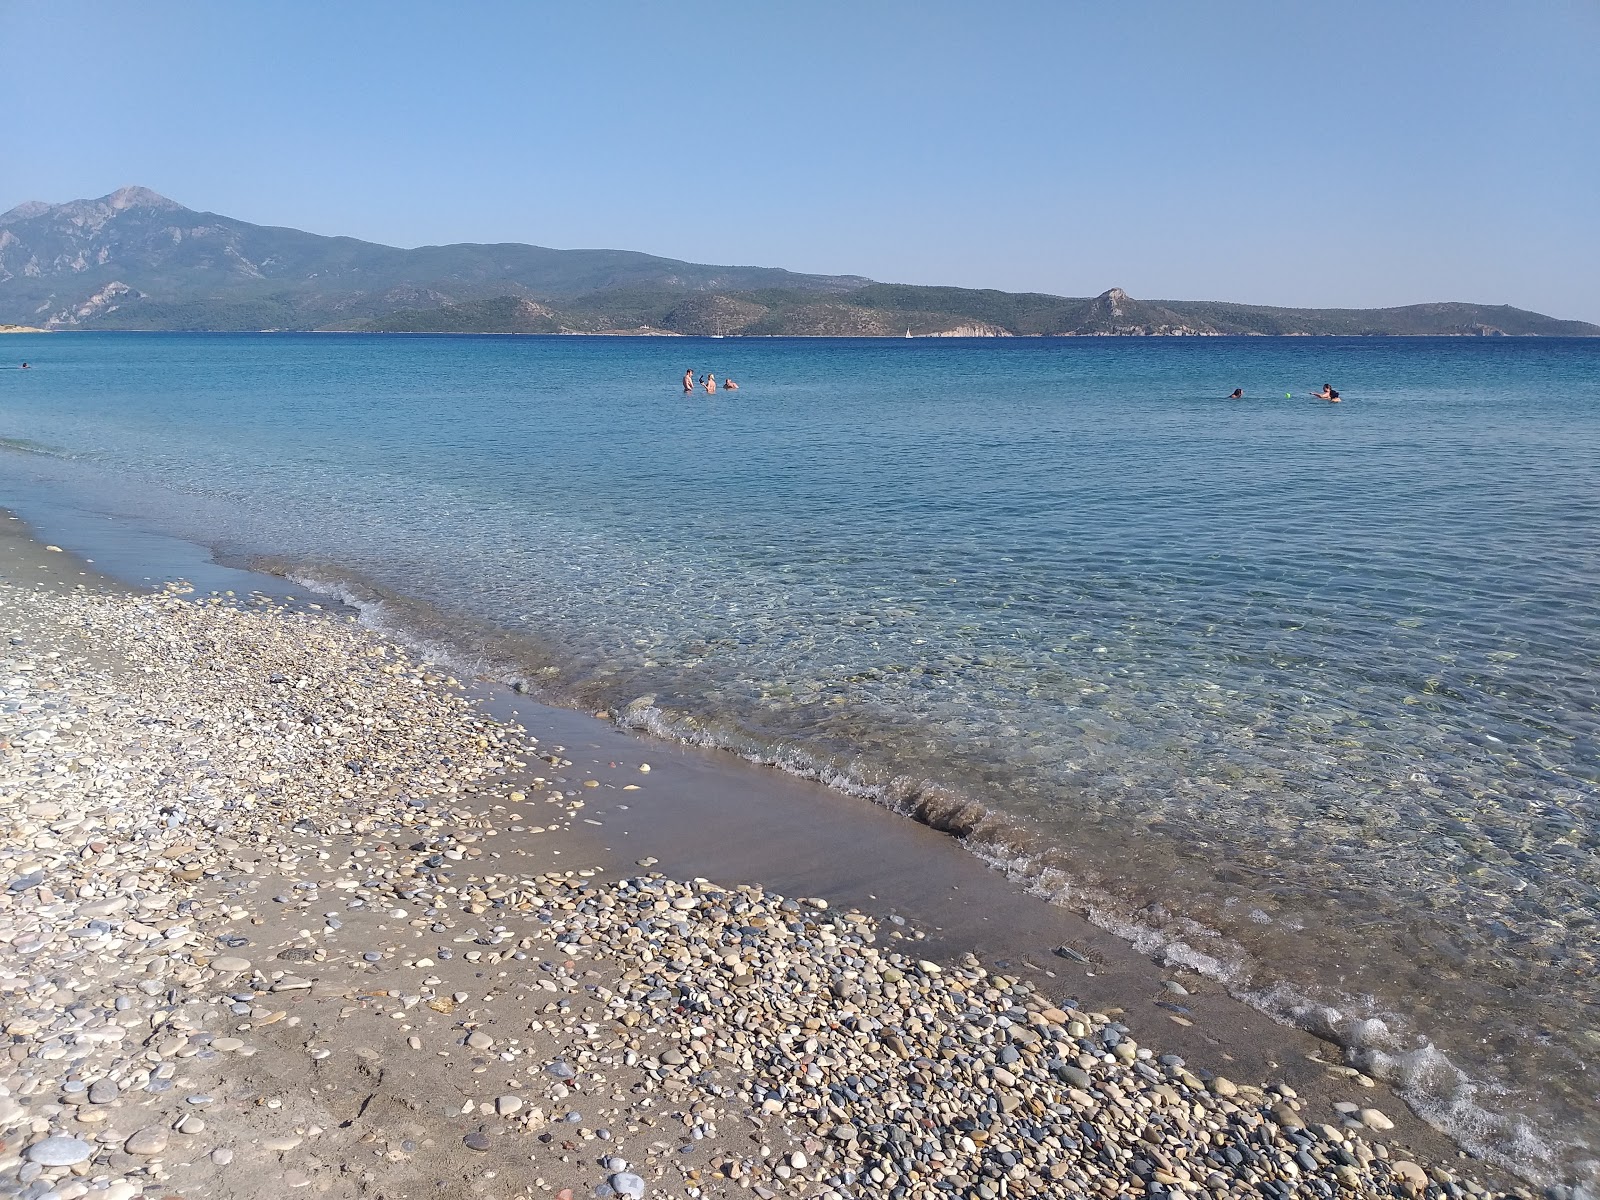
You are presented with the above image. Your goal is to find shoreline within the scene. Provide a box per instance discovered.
[231,542,1596,1190]
[0,507,1544,1199]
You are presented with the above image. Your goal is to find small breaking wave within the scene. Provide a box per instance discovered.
[0,435,82,460]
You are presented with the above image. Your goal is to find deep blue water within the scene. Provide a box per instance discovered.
[2,333,1597,1182]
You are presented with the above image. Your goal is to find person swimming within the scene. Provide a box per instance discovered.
[1229,388,1243,398]
[1313,383,1341,402]
[705,373,716,394]
[723,377,739,391]
[683,368,695,393]
[19,362,30,370]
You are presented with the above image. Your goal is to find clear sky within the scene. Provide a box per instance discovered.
[5,0,1598,320]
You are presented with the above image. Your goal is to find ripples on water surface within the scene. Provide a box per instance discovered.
[1,333,1597,1182]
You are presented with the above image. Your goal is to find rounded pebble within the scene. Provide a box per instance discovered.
[23,1137,92,1167]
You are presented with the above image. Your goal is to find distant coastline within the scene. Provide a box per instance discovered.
[28,326,1597,339]
[5,188,1597,338]
[322,287,1600,339]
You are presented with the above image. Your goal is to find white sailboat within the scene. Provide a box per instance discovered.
[905,327,913,338]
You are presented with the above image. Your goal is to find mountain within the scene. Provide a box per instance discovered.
[2,187,1595,337]
[0,186,868,331]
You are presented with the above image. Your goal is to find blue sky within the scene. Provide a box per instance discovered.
[5,0,1598,319]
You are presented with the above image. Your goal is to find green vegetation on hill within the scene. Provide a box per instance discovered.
[349,284,1598,339]
[844,284,1088,334]
[331,296,564,335]
[4,187,1596,337]
[1155,299,1600,337]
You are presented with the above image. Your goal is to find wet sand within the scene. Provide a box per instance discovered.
[0,506,1526,1199]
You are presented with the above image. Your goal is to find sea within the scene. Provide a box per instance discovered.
[2,332,1596,1186]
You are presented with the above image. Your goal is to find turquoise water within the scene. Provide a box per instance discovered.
[2,333,1597,1183]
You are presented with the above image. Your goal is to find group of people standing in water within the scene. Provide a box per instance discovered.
[1229,383,1341,402]
[683,368,738,394]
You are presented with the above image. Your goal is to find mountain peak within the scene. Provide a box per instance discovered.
[1096,287,1131,317]
[105,185,181,211]
[0,187,185,228]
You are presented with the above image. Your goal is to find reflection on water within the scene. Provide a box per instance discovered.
[1,333,1597,1183]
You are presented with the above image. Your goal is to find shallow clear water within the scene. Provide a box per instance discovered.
[1,333,1597,1182]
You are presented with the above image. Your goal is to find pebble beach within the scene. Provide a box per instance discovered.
[0,519,1543,1200]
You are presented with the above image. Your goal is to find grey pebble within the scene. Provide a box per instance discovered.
[23,1137,92,1166]
[1059,1064,1093,1089]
